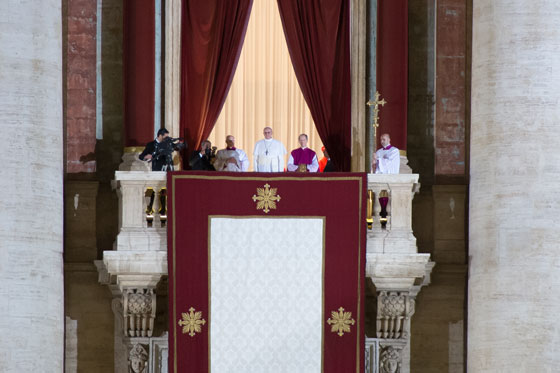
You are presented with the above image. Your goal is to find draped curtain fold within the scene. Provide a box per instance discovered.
[209,0,323,165]
[276,0,352,171]
[179,0,253,154]
[123,0,155,147]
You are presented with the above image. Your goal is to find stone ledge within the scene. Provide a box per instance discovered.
[368,173,419,184]
[366,253,433,292]
[115,171,167,181]
[102,251,168,276]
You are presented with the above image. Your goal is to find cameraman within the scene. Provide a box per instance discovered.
[189,140,216,171]
[139,128,170,171]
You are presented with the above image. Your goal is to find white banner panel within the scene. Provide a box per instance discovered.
[210,217,324,373]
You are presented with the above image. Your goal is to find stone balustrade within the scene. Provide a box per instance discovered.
[366,173,434,373]
[113,171,168,251]
[366,173,420,254]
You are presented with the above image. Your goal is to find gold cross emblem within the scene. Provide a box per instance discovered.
[327,307,356,337]
[366,91,387,140]
[252,183,281,214]
[178,307,206,337]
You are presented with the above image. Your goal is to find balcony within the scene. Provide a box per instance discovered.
[96,171,433,373]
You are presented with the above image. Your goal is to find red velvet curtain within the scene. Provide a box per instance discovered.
[123,0,155,147]
[377,0,408,151]
[180,0,253,154]
[276,0,351,171]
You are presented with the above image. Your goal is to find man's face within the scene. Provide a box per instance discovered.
[131,359,143,373]
[263,128,273,139]
[157,133,169,142]
[202,141,211,151]
[226,136,235,148]
[299,135,308,148]
[380,135,390,148]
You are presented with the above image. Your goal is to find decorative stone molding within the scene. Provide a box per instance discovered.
[365,338,379,373]
[377,291,415,339]
[150,334,169,373]
[103,282,166,372]
[124,288,156,337]
[380,345,403,373]
[115,334,169,373]
[128,343,149,373]
[96,271,162,338]
[366,338,407,373]
[366,253,432,291]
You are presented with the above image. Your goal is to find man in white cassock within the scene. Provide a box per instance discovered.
[253,127,287,172]
[372,133,400,174]
[214,135,249,172]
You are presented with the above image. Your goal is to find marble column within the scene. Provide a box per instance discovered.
[350,0,367,172]
[0,1,64,371]
[165,0,182,139]
[469,1,560,371]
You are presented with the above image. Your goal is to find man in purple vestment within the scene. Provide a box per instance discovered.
[287,134,319,172]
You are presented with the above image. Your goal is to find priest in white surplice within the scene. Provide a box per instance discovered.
[214,135,249,172]
[372,133,400,174]
[253,127,287,172]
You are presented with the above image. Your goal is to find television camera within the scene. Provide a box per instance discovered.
[153,137,186,171]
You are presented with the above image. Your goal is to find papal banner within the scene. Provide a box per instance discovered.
[167,172,366,372]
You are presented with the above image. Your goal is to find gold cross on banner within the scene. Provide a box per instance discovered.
[252,183,281,214]
[366,91,387,140]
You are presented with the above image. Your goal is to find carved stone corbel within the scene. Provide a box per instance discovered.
[376,291,415,339]
[123,288,157,337]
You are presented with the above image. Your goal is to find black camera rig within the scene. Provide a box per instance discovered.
[153,137,186,171]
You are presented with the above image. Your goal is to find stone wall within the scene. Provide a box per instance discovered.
[63,0,124,371]
[408,1,471,372]
[434,0,469,179]
[66,0,98,173]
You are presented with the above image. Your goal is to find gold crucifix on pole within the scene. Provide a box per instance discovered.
[366,91,386,141]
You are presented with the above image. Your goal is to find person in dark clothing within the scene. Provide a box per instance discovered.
[139,128,170,171]
[320,146,335,172]
[189,140,216,171]
[323,158,335,172]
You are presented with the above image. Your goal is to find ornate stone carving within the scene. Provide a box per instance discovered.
[380,345,402,373]
[128,343,149,373]
[123,288,156,337]
[376,291,415,339]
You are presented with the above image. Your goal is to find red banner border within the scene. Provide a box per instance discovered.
[168,173,366,372]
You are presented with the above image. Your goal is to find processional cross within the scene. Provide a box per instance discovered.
[366,91,386,141]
